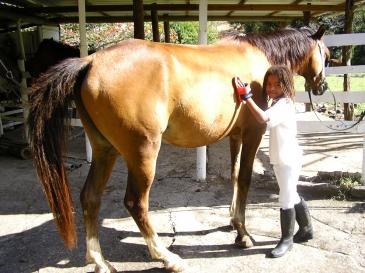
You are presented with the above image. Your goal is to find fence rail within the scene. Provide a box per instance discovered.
[302,32,365,183]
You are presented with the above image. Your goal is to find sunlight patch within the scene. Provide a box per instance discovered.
[0,213,53,237]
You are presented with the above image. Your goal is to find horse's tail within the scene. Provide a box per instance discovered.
[27,57,91,249]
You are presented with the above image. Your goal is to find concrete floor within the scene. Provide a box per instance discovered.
[0,126,364,273]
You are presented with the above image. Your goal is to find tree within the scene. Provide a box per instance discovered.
[230,21,280,34]
[60,22,219,50]
[170,22,218,44]
[60,23,134,51]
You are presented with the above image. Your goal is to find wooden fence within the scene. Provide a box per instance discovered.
[296,33,365,183]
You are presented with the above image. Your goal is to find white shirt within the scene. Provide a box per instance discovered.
[266,97,302,166]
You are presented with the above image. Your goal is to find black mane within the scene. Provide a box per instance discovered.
[231,28,315,71]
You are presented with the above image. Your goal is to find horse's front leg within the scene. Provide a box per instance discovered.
[80,145,118,273]
[123,136,186,272]
[230,125,265,248]
[229,133,242,219]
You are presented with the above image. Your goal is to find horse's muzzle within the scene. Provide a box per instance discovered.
[305,78,329,96]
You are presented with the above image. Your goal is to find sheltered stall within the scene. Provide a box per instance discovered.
[0,0,363,172]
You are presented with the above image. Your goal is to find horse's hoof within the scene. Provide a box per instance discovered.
[95,261,117,273]
[163,254,186,272]
[235,235,253,248]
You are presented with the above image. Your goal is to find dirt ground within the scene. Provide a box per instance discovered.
[0,124,364,273]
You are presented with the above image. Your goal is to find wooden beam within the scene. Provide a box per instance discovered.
[0,23,36,33]
[50,15,296,24]
[26,4,346,13]
[268,0,305,16]
[0,5,48,24]
[226,0,247,16]
[310,1,364,17]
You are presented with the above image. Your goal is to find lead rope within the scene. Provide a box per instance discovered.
[308,88,365,131]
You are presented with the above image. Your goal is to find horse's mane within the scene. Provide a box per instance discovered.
[227,28,315,71]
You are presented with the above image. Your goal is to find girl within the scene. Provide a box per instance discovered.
[234,65,313,258]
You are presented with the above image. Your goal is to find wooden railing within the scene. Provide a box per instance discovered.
[296,33,365,183]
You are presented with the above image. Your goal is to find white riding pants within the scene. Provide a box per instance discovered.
[273,164,301,209]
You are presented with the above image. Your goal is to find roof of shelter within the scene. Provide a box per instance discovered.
[0,0,364,32]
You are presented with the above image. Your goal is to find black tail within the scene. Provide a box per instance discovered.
[27,57,90,249]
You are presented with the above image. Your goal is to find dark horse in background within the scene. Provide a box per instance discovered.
[26,38,81,79]
[28,27,329,273]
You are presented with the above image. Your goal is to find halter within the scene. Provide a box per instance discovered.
[308,87,365,131]
[317,40,326,78]
[304,40,328,95]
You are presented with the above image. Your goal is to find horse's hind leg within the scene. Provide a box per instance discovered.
[231,125,265,248]
[81,143,118,273]
[123,135,185,272]
[76,98,119,273]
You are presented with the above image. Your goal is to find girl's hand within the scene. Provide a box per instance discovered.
[234,77,252,102]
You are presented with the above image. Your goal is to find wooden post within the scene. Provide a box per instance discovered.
[163,15,170,43]
[16,20,29,141]
[78,0,92,162]
[343,0,354,121]
[133,0,145,39]
[151,3,159,42]
[303,4,312,112]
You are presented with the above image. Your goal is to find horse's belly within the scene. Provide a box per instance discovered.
[162,104,243,147]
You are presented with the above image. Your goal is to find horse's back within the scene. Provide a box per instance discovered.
[80,39,267,150]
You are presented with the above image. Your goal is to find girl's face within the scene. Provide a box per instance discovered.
[266,75,284,100]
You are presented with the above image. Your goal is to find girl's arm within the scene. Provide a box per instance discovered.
[244,98,269,124]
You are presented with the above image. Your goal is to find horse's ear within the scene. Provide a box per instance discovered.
[312,25,326,40]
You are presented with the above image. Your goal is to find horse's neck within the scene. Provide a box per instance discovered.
[252,36,312,74]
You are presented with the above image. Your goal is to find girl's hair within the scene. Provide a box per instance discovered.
[262,65,295,101]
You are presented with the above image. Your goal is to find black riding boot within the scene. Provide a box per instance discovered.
[270,208,295,258]
[294,197,313,243]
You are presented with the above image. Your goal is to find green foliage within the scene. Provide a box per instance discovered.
[60,23,134,51]
[170,22,199,44]
[60,21,219,50]
[294,74,365,92]
[331,174,361,200]
[309,6,365,65]
[230,22,280,34]
[170,22,218,44]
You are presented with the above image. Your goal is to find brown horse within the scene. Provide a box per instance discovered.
[28,26,329,273]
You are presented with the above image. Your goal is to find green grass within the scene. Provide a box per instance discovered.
[331,174,361,200]
[294,73,365,115]
[294,73,365,92]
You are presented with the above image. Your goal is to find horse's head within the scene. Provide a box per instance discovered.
[27,38,80,79]
[301,26,330,96]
